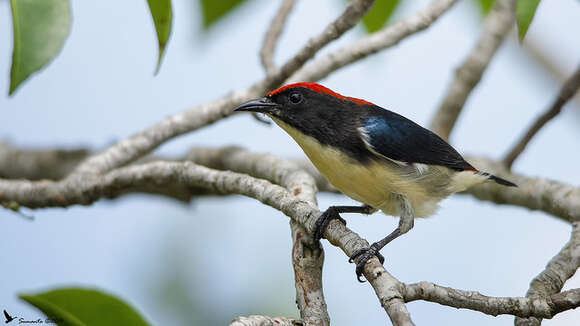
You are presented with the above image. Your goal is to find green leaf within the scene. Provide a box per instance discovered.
[516,0,541,41]
[360,0,400,33]
[146,0,173,74]
[476,0,495,15]
[20,288,150,326]
[9,0,71,95]
[200,0,247,29]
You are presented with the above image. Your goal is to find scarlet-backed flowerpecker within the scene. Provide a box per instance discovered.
[234,83,516,282]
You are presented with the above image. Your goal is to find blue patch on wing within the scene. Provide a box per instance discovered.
[365,116,407,145]
[361,110,473,171]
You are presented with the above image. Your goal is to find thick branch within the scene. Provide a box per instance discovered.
[0,158,413,325]
[402,282,580,319]
[515,222,580,326]
[290,221,329,326]
[0,142,88,180]
[289,0,458,83]
[260,0,297,74]
[429,0,516,140]
[503,65,580,169]
[192,147,331,326]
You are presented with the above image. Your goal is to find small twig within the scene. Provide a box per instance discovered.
[503,65,580,169]
[260,0,297,75]
[429,0,516,140]
[402,282,580,319]
[515,222,580,326]
[1,201,35,220]
[289,0,458,83]
[254,0,298,127]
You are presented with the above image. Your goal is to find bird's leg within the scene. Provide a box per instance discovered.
[349,195,414,282]
[313,205,376,241]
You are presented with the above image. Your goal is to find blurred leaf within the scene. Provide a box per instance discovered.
[516,0,541,41]
[361,0,400,33]
[146,0,173,74]
[346,0,399,33]
[20,288,150,326]
[9,0,71,95]
[200,0,247,29]
[476,0,495,15]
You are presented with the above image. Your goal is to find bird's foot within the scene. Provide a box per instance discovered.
[348,243,385,283]
[313,207,347,241]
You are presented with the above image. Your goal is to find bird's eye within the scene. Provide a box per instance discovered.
[289,93,303,104]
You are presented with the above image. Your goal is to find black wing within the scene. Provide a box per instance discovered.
[361,106,474,171]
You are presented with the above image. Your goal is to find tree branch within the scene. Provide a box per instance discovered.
[461,157,580,223]
[256,0,375,90]
[402,282,580,319]
[503,64,580,169]
[515,222,580,326]
[290,221,330,326]
[193,147,331,326]
[4,144,579,224]
[230,315,303,326]
[289,0,458,83]
[260,0,297,75]
[0,142,88,180]
[0,156,414,325]
[429,0,516,140]
[69,0,374,177]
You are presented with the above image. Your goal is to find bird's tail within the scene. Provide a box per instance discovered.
[478,172,517,187]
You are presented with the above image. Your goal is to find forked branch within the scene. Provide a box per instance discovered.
[503,65,580,169]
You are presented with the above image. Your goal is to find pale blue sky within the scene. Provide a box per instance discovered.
[1,0,579,325]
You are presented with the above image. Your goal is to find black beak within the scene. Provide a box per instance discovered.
[234,97,279,113]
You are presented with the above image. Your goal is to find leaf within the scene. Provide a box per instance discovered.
[476,0,495,15]
[360,0,400,33]
[516,0,541,41]
[146,0,173,74]
[9,0,71,95]
[199,0,247,29]
[20,288,150,326]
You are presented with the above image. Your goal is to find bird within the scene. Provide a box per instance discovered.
[234,82,516,282]
[3,310,16,324]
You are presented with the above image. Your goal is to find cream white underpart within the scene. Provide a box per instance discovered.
[272,117,488,218]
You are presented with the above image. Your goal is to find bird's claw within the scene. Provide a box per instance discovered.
[313,207,346,241]
[348,244,385,282]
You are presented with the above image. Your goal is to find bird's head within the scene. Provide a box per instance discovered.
[234,83,374,134]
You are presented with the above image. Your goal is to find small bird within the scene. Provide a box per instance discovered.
[3,310,16,324]
[234,83,516,281]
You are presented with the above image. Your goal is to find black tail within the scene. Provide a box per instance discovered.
[479,172,517,187]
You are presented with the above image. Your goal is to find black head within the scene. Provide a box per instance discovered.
[234,83,374,138]
[234,83,376,161]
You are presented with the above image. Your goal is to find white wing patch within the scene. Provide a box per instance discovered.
[358,126,408,166]
[413,163,429,175]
